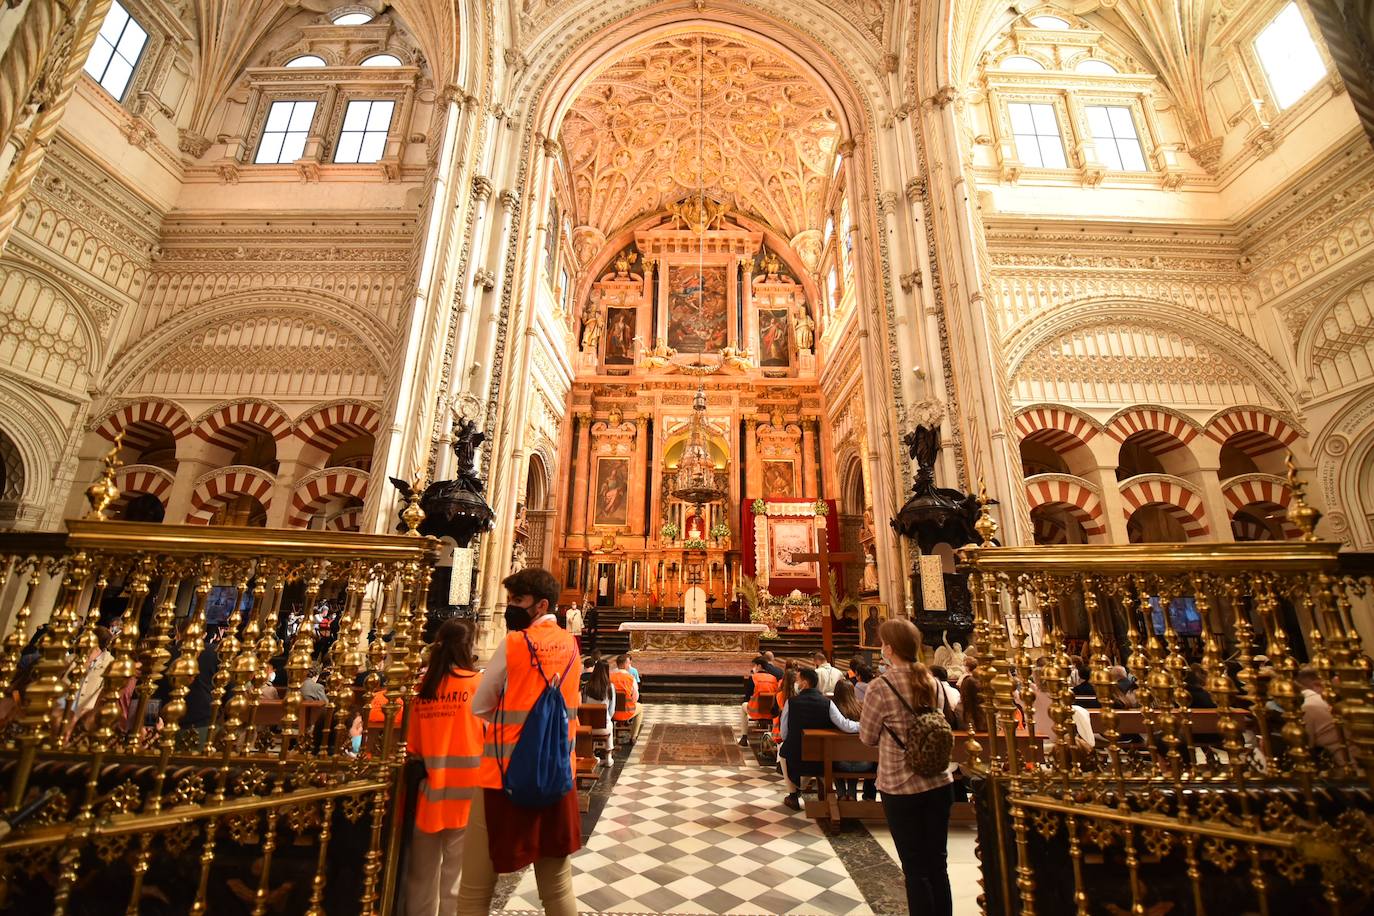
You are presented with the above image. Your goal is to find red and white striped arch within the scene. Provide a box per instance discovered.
[113,465,175,506]
[294,402,382,454]
[286,467,370,528]
[95,400,192,449]
[194,401,292,452]
[328,507,363,532]
[1107,406,1201,455]
[1024,475,1107,538]
[1119,477,1210,539]
[1205,408,1300,457]
[1222,477,1300,539]
[185,468,275,525]
[1014,405,1101,455]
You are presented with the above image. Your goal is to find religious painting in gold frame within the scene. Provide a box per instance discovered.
[604,306,636,366]
[858,601,889,649]
[762,460,794,497]
[758,308,791,367]
[668,265,728,352]
[592,457,630,527]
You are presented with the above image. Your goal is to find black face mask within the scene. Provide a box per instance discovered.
[504,604,533,632]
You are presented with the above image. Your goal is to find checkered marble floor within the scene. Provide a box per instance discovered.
[498,703,875,915]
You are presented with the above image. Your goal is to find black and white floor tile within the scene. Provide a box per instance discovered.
[496,703,980,915]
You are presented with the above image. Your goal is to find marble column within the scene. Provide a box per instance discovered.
[740,258,757,356]
[744,418,761,501]
[630,416,648,536]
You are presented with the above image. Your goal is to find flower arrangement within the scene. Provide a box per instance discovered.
[751,498,767,515]
[682,538,710,551]
[660,521,679,540]
[709,521,731,541]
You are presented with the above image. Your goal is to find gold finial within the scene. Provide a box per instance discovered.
[1284,453,1322,541]
[974,477,999,547]
[85,434,124,520]
[401,474,427,536]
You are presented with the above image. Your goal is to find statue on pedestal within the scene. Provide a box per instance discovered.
[933,631,969,682]
[640,336,677,369]
[794,308,815,352]
[580,306,602,352]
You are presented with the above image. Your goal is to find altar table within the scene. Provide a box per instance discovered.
[618,622,768,656]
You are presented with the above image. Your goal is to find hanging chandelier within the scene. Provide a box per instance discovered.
[671,382,726,507]
[668,38,727,510]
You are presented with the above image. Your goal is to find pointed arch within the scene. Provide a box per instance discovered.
[1106,405,1202,452]
[286,467,371,528]
[1206,407,1302,457]
[1024,473,1106,537]
[1119,474,1210,538]
[185,466,276,525]
[194,399,292,450]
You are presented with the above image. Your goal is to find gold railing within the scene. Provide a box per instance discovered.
[958,485,1374,914]
[0,507,437,914]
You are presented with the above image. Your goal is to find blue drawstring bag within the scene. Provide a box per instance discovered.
[497,632,577,808]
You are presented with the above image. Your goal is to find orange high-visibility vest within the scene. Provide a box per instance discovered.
[407,669,482,832]
[368,689,402,727]
[610,669,638,721]
[477,619,580,790]
[747,672,778,719]
[772,695,788,742]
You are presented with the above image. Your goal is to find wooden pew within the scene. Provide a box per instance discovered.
[253,699,328,744]
[577,703,612,760]
[611,685,643,745]
[574,725,602,811]
[745,692,777,743]
[800,729,1043,829]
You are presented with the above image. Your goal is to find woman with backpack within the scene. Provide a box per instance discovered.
[859,618,955,916]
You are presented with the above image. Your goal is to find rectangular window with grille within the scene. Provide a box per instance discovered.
[1008,102,1067,169]
[83,1,148,102]
[1085,105,1147,171]
[255,100,317,164]
[335,100,395,164]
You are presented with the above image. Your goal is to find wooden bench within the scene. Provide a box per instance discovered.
[801,729,1043,829]
[745,692,777,743]
[1082,707,1255,768]
[611,686,643,746]
[577,703,612,760]
[573,725,603,811]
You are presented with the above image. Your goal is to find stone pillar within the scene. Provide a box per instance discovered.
[569,413,592,542]
[800,418,817,498]
[1090,467,1131,544]
[739,257,756,354]
[1191,438,1234,543]
[629,416,648,536]
[648,413,663,539]
[744,418,761,501]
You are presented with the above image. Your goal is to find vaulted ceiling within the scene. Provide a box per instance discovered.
[558,34,842,242]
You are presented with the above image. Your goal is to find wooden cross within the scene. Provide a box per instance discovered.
[794,532,856,658]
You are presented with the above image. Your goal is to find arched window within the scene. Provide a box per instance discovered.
[1029,15,1071,29]
[331,11,375,25]
[999,56,1045,72]
[286,55,327,68]
[361,54,403,67]
[1075,59,1118,75]
[839,198,853,283]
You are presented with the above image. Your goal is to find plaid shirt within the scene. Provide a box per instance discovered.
[859,667,955,796]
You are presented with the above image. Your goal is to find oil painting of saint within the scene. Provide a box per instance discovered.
[762,461,794,496]
[593,458,630,527]
[668,265,728,353]
[604,307,636,365]
[758,308,790,367]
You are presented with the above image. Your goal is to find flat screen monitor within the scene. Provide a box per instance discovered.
[1148,595,1202,636]
[205,586,251,627]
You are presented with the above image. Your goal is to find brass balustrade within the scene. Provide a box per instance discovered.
[959,483,1374,915]
[0,507,437,914]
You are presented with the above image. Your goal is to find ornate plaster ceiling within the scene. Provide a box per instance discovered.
[559,34,842,242]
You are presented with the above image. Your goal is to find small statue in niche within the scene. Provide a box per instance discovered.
[759,251,783,280]
[861,546,879,593]
[580,306,602,352]
[451,417,486,489]
[510,540,527,574]
[614,250,638,278]
[606,405,624,426]
[794,308,815,352]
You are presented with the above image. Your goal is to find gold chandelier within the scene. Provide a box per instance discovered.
[670,382,726,507]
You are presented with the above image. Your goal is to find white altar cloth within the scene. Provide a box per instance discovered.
[617,623,767,633]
